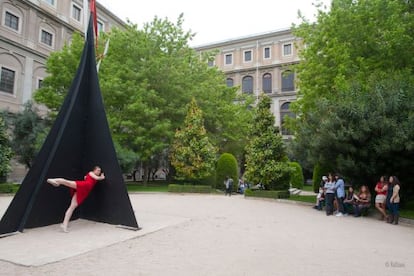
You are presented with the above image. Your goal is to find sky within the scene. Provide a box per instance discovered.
[97,0,331,46]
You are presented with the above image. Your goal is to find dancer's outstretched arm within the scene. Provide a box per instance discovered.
[89,171,105,181]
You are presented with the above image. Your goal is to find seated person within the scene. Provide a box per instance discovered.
[314,176,327,210]
[353,185,371,217]
[343,186,355,214]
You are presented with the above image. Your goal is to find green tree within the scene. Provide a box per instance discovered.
[244,94,291,190]
[291,0,414,191]
[169,98,217,181]
[0,116,12,180]
[35,15,252,182]
[215,153,238,191]
[11,101,47,168]
[289,162,304,189]
[99,16,251,181]
[34,33,85,117]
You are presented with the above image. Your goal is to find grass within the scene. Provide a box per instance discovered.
[287,195,316,204]
[0,183,20,194]
[301,185,315,192]
[126,182,169,192]
[399,210,414,220]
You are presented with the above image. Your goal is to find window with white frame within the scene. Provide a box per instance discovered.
[283,43,292,56]
[280,102,295,135]
[262,73,272,93]
[242,76,253,94]
[37,78,44,89]
[97,21,104,33]
[244,50,252,62]
[226,78,234,87]
[40,29,53,47]
[72,3,82,22]
[207,59,215,67]
[281,70,295,92]
[264,47,271,59]
[225,53,233,65]
[4,11,19,31]
[0,67,16,94]
[43,0,55,5]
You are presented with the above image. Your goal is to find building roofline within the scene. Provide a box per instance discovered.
[193,27,293,50]
[96,1,126,27]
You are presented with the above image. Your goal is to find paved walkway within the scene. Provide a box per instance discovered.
[0,193,413,275]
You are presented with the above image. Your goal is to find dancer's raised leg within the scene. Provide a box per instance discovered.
[61,193,78,232]
[47,178,77,189]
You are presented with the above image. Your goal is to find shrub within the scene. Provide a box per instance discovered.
[215,153,238,191]
[168,184,212,193]
[289,162,304,189]
[244,189,290,199]
[312,163,332,193]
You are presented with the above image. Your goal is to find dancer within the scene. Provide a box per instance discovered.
[47,166,105,232]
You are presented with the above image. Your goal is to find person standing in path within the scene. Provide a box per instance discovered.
[224,176,233,196]
[374,176,388,221]
[334,173,345,217]
[388,176,401,225]
[324,173,336,216]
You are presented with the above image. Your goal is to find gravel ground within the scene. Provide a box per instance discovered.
[0,193,413,276]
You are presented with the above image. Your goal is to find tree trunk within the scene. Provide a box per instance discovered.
[142,165,149,186]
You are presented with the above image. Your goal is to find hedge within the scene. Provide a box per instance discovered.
[168,184,212,193]
[0,183,19,193]
[244,189,290,199]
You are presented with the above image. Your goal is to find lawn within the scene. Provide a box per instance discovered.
[301,185,315,192]
[287,195,315,204]
[126,182,169,192]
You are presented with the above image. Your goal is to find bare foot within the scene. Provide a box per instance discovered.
[47,178,59,187]
[60,224,68,233]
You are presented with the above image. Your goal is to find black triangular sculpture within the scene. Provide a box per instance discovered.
[0,15,139,235]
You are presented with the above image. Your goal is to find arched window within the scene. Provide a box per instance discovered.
[242,76,253,94]
[262,73,272,93]
[281,71,295,92]
[280,102,295,135]
[226,78,234,87]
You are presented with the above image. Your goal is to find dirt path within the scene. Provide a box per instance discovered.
[0,193,413,275]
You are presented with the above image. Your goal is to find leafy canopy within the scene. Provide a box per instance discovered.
[34,15,253,175]
[169,98,217,181]
[291,0,414,186]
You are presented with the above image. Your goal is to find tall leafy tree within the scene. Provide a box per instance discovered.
[169,98,217,181]
[291,0,414,190]
[11,101,47,168]
[244,94,291,190]
[99,15,251,180]
[34,15,252,181]
[0,116,12,180]
[34,33,85,116]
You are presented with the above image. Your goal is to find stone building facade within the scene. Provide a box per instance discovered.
[0,0,123,113]
[0,0,123,182]
[194,28,299,137]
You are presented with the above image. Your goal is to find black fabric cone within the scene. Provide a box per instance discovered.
[0,14,139,235]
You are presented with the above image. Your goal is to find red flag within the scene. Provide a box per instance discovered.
[90,0,98,45]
